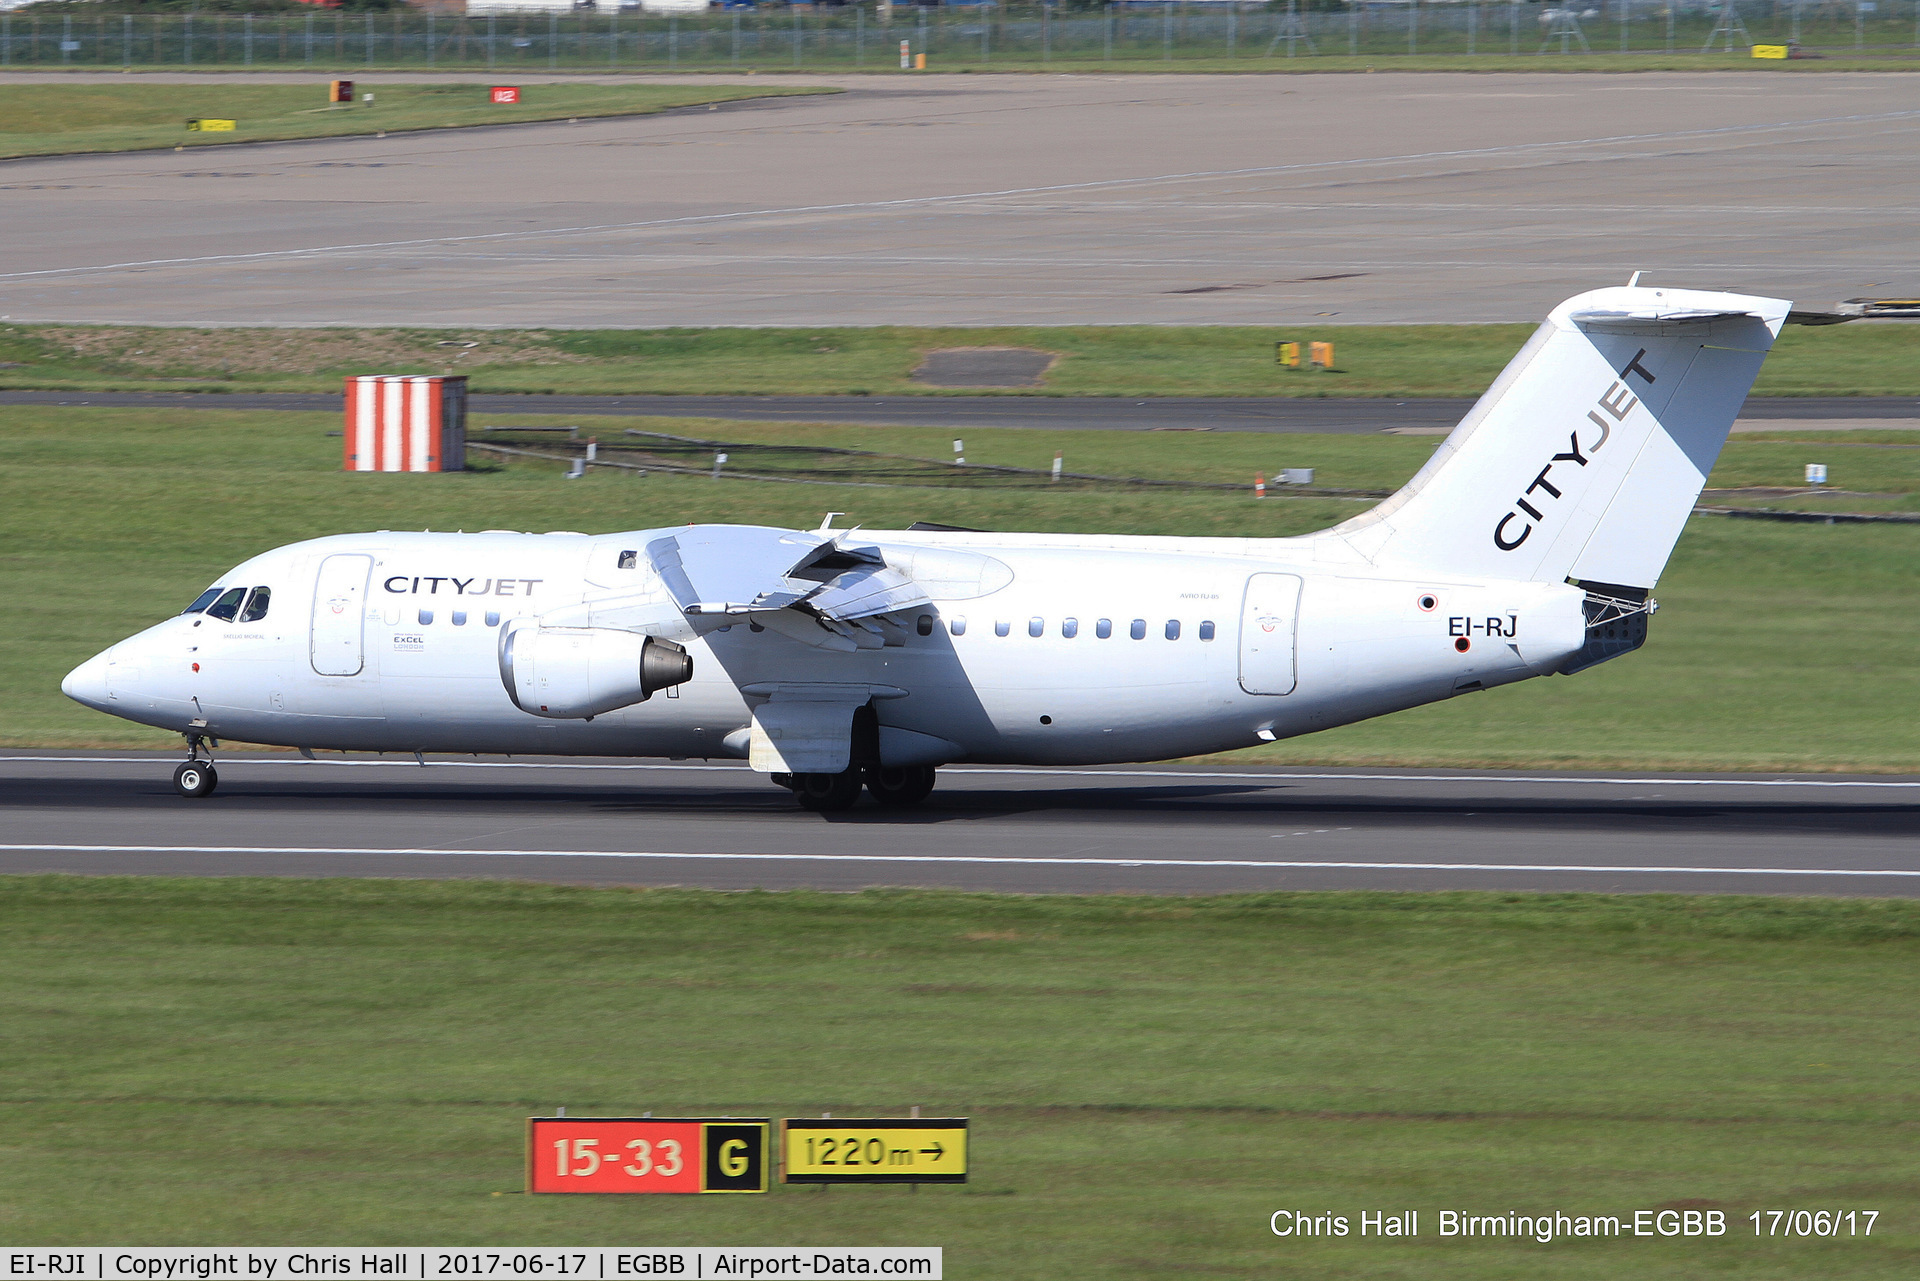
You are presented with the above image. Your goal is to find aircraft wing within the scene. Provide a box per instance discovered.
[645,526,931,649]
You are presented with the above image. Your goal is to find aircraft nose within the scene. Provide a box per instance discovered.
[62,648,113,711]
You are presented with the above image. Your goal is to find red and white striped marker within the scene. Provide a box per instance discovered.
[1254,473,1267,499]
[343,375,467,473]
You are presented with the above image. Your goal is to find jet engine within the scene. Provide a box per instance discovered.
[498,625,691,719]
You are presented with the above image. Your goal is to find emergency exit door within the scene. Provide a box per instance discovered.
[1238,573,1302,695]
[311,554,373,676]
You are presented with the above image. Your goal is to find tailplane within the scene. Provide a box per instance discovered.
[1328,284,1790,590]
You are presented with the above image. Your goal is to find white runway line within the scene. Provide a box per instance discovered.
[1,845,1914,878]
[3,756,1917,788]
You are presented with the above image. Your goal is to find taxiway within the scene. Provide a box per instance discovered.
[4,72,1917,326]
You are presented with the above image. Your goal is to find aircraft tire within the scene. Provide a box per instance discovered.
[173,762,218,798]
[864,765,936,808]
[794,768,863,812]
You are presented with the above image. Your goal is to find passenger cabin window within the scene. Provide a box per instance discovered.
[617,550,639,570]
[452,611,468,626]
[1028,617,1044,638]
[1130,619,1146,640]
[204,587,247,622]
[950,617,967,636]
[239,586,271,623]
[1096,619,1112,639]
[1062,618,1079,639]
[1165,619,1181,641]
[1199,620,1216,641]
[994,620,1011,637]
[485,611,501,627]
[916,615,934,637]
[418,609,434,626]
[183,587,223,615]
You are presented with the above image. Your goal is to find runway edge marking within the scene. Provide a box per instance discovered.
[3,757,1917,788]
[2,845,1915,877]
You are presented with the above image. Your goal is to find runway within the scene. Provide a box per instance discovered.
[0,389,1912,434]
[3,752,1914,897]
[3,72,1917,326]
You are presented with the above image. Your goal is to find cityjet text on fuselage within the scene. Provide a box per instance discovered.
[381,575,543,597]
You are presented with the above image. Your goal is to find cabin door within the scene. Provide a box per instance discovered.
[311,553,373,677]
[1238,573,1302,696]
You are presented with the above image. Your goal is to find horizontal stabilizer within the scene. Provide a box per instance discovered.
[1569,307,1757,328]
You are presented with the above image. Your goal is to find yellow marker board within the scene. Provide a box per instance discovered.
[1752,45,1790,59]
[782,1118,967,1184]
[186,119,237,132]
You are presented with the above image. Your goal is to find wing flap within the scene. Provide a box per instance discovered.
[647,527,933,634]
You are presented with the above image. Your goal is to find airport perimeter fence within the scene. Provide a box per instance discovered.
[3,2,1919,70]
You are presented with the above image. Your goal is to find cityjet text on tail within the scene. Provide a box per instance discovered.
[66,284,1791,809]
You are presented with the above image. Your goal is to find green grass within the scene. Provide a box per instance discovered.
[3,405,1916,768]
[0,877,1915,1274]
[9,319,1920,399]
[0,83,833,159]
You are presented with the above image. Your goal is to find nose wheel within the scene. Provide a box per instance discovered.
[173,733,218,798]
[173,760,218,798]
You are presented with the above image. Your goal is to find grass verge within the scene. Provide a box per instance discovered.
[0,876,1915,1275]
[0,83,833,159]
[3,406,1915,768]
[7,320,1920,399]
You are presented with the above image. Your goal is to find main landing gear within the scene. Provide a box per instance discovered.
[774,765,938,812]
[173,734,218,798]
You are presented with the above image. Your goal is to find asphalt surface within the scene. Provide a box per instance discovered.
[2,389,1914,433]
[2,73,1916,326]
[3,753,1914,897]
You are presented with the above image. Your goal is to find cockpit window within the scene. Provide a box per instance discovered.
[204,587,247,622]
[239,586,271,623]
[617,550,639,570]
[183,588,223,615]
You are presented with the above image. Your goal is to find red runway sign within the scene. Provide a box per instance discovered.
[527,1117,769,1194]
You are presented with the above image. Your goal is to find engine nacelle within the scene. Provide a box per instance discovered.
[498,625,692,719]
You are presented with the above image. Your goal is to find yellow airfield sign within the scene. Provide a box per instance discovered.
[782,1118,968,1184]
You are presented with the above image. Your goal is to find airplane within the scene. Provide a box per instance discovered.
[62,282,1805,810]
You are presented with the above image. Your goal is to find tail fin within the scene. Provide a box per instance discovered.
[1329,284,1790,590]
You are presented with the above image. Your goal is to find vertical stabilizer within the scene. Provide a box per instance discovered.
[1329,285,1790,589]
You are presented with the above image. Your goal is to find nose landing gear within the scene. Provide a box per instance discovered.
[173,734,218,798]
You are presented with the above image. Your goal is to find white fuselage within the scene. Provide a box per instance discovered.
[65,527,1589,766]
